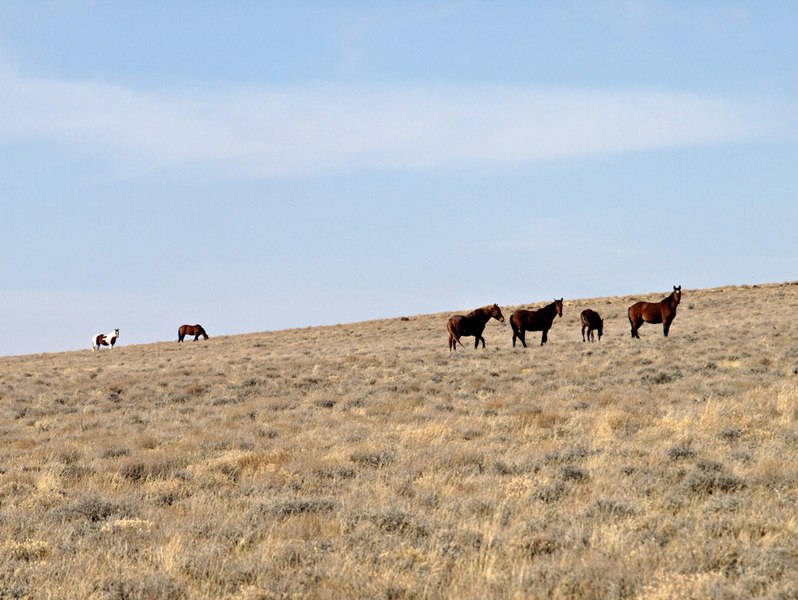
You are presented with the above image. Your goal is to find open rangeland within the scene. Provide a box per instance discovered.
[2,283,798,599]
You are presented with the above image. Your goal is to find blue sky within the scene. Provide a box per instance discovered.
[1,1,796,356]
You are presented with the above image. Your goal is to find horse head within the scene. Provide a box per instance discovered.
[672,286,682,305]
[490,304,505,323]
[555,298,564,317]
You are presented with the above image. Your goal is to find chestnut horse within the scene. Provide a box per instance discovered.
[511,299,563,347]
[446,304,505,350]
[580,309,604,342]
[628,286,681,338]
[92,329,119,351]
[178,324,209,342]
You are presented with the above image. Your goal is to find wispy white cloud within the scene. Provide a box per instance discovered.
[0,67,780,179]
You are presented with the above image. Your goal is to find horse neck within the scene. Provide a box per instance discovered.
[664,293,679,309]
[543,302,558,319]
[470,307,492,324]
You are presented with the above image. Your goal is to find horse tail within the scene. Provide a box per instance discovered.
[510,313,520,335]
[446,318,464,348]
[628,304,639,338]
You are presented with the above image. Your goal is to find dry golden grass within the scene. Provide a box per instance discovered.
[2,282,798,599]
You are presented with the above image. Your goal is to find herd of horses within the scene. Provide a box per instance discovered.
[91,324,209,350]
[446,286,682,350]
[91,286,682,352]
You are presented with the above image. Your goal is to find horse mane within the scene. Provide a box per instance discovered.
[540,299,563,313]
[466,305,492,318]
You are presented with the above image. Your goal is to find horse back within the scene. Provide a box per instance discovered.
[447,315,464,335]
[449,314,483,337]
[512,307,551,331]
[510,309,529,331]
[630,301,664,324]
[581,309,600,327]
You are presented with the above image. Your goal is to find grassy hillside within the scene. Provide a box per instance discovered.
[1,283,798,599]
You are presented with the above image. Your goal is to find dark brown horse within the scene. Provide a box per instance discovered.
[580,309,604,342]
[628,286,681,338]
[447,304,505,350]
[178,324,209,342]
[510,299,563,347]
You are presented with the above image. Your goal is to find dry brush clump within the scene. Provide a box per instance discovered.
[1,282,798,598]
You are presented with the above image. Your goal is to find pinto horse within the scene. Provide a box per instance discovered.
[580,309,604,342]
[178,324,209,342]
[628,286,682,338]
[92,329,119,351]
[510,299,563,347]
[446,304,505,350]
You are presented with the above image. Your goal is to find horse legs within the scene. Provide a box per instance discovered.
[663,319,672,337]
[514,329,526,348]
[541,329,548,346]
[449,333,464,351]
[629,316,640,339]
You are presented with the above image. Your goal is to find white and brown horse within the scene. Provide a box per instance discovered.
[92,329,119,351]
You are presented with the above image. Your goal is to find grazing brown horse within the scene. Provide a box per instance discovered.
[447,304,505,350]
[178,324,209,342]
[510,299,563,347]
[628,286,682,338]
[580,309,604,342]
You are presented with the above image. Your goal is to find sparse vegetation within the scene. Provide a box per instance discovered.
[1,283,798,598]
